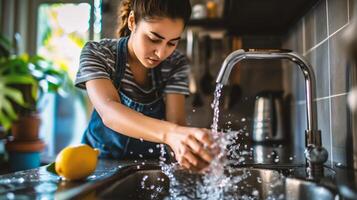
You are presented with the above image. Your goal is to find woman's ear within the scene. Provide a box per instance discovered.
[128,11,136,31]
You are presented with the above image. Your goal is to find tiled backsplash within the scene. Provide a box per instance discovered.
[282,0,356,166]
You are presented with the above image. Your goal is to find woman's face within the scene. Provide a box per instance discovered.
[128,14,184,68]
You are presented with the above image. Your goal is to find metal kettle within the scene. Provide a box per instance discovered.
[252,91,285,143]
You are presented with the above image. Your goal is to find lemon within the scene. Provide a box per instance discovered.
[55,144,100,181]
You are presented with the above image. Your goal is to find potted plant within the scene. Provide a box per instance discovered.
[0,34,71,171]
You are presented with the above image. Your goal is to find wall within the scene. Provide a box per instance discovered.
[180,32,284,130]
[282,0,356,166]
[0,0,31,53]
[101,0,121,38]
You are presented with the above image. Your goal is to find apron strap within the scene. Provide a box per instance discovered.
[113,37,129,89]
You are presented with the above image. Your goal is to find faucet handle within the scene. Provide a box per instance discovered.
[305,144,329,179]
[305,145,329,164]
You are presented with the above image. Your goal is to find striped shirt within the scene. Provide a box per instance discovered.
[75,38,190,103]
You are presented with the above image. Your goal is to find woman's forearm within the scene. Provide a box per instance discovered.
[100,100,176,144]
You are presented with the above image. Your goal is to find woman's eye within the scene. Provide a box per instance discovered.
[167,42,176,47]
[149,37,161,44]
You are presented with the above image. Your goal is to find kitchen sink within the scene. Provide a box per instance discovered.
[85,165,337,200]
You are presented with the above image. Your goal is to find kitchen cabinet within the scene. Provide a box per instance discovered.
[189,0,320,35]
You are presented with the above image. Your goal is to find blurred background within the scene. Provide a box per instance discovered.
[0,0,356,172]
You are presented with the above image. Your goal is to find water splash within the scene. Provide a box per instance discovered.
[134,84,288,199]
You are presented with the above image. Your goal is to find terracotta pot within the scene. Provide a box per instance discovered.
[5,139,45,152]
[5,139,45,171]
[11,113,41,141]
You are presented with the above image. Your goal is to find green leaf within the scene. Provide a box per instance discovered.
[3,87,25,106]
[31,82,38,101]
[3,75,36,85]
[46,162,58,176]
[0,110,11,131]
[2,98,18,120]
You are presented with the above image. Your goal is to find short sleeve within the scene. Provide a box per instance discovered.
[75,39,117,90]
[163,52,190,96]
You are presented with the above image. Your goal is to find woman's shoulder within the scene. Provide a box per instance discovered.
[83,38,118,56]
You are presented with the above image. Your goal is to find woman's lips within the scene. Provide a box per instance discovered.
[147,58,160,64]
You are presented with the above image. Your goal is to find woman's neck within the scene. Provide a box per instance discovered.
[127,36,151,87]
[127,36,147,73]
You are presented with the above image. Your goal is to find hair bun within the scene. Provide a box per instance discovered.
[117,0,132,37]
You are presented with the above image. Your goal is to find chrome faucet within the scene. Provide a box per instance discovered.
[216,49,328,180]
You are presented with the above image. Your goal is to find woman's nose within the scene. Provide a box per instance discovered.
[154,45,166,59]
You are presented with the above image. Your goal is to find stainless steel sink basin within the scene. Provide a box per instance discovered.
[90,166,337,200]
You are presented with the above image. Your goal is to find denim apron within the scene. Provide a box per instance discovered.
[82,37,166,160]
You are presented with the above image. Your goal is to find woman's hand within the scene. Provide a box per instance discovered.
[165,126,217,171]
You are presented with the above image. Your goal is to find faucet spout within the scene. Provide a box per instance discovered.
[216,49,328,179]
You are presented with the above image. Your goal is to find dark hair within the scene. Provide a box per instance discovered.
[116,0,191,37]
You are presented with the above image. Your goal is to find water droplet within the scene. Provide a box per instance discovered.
[88,175,97,179]
[6,193,15,199]
[148,148,154,153]
[141,175,148,189]
[1,179,10,184]
[35,182,58,193]
[252,189,259,196]
[17,178,25,183]
[238,157,245,163]
[257,177,262,183]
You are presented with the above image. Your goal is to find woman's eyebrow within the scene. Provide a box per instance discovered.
[150,31,181,41]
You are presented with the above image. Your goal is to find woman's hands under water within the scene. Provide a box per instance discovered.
[165,126,218,172]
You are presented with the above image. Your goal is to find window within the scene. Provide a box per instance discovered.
[33,0,101,158]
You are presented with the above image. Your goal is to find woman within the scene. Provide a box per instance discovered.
[75,0,216,171]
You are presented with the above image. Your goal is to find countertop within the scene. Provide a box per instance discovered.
[0,145,356,200]
[0,159,148,199]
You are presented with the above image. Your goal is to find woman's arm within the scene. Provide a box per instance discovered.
[86,79,215,170]
[164,93,215,170]
[165,93,186,126]
[86,78,175,143]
